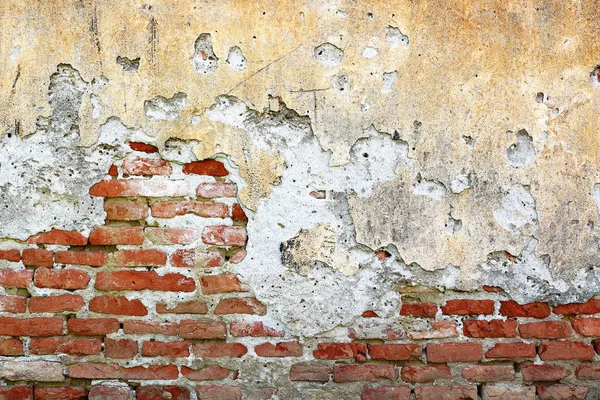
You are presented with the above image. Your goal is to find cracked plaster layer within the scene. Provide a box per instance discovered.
[2,0,600,335]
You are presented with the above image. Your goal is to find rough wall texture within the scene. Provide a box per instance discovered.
[2,0,600,398]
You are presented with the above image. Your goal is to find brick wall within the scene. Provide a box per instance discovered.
[0,141,599,400]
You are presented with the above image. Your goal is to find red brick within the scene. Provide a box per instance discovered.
[0,249,20,262]
[482,386,535,400]
[553,298,600,315]
[22,249,53,267]
[537,385,590,400]
[462,365,515,382]
[179,320,226,339]
[485,342,536,358]
[348,322,404,341]
[104,200,149,220]
[401,365,451,383]
[129,142,159,153]
[519,321,571,339]
[255,342,302,357]
[181,365,231,381]
[195,386,241,400]
[136,386,190,400]
[108,164,118,176]
[89,295,148,316]
[229,249,246,264]
[26,229,88,246]
[67,318,119,335]
[112,249,167,266]
[426,342,482,363]
[152,201,229,218]
[400,302,437,318]
[313,343,367,361]
[414,386,477,400]
[123,158,172,175]
[105,338,138,359]
[183,160,228,176]
[201,274,244,294]
[369,344,421,361]
[95,271,195,292]
[229,321,284,337]
[30,338,101,355]
[538,341,594,361]
[0,269,33,288]
[500,300,551,318]
[441,299,494,315]
[214,297,266,315]
[197,182,238,198]
[463,319,517,338]
[0,338,24,355]
[521,365,569,381]
[407,321,458,340]
[29,294,84,313]
[290,363,332,382]
[88,386,132,400]
[143,341,190,357]
[575,363,600,380]
[123,320,178,336]
[89,226,144,245]
[231,204,247,222]
[333,365,397,382]
[571,317,600,336]
[145,228,198,245]
[34,386,88,400]
[0,295,27,313]
[202,225,247,246]
[0,317,63,337]
[361,386,410,400]
[0,386,32,400]
[55,251,108,267]
[193,343,248,358]
[34,268,90,290]
[67,364,120,379]
[69,363,178,380]
[170,249,223,268]
[90,179,191,197]
[156,301,208,314]
[362,310,379,318]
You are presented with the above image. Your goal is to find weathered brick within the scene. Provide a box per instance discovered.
[30,338,101,355]
[400,302,437,317]
[538,341,594,361]
[214,297,266,315]
[183,160,228,176]
[482,386,535,400]
[571,317,600,336]
[34,386,88,400]
[0,338,24,355]
[34,268,90,290]
[369,344,421,361]
[152,201,229,218]
[89,226,144,245]
[441,299,494,315]
[26,229,87,246]
[290,363,332,382]
[192,343,248,358]
[29,294,84,313]
[521,365,569,381]
[95,271,195,292]
[144,228,198,245]
[553,298,600,315]
[401,365,451,383]
[426,342,482,363]
[89,295,148,316]
[407,321,458,340]
[536,385,590,400]
[88,386,132,400]
[414,386,477,400]
[90,179,191,197]
[105,338,138,359]
[112,249,167,266]
[202,225,247,246]
[143,341,190,357]
[181,365,231,381]
[0,317,63,337]
[230,321,284,337]
[201,274,244,294]
[129,142,159,153]
[104,200,149,220]
[0,249,20,262]
[575,363,600,380]
[136,386,190,400]
[0,386,32,399]
[67,318,119,335]
[0,269,33,288]
[313,343,367,361]
[156,301,208,314]
[68,363,178,380]
[179,320,226,339]
[333,365,397,382]
[2,361,65,382]
[123,320,178,336]
[361,386,411,400]
[255,342,302,357]
[499,300,551,318]
[461,365,515,382]
[229,249,247,264]
[0,295,27,313]
[231,204,247,222]
[485,342,536,359]
[170,249,223,268]
[196,182,238,198]
[463,319,517,338]
[22,249,53,267]
[195,386,241,400]
[55,251,108,267]
[122,158,172,175]
[519,321,571,339]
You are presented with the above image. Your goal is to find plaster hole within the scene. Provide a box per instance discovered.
[381,71,398,93]
[362,47,378,58]
[590,66,600,88]
[463,135,475,148]
[493,184,538,232]
[191,33,219,74]
[299,12,305,18]
[445,214,463,234]
[144,92,187,121]
[385,25,409,46]
[412,174,447,200]
[333,74,350,92]
[314,43,344,67]
[116,56,140,72]
[450,174,470,194]
[536,92,545,103]
[226,46,247,71]
[367,12,373,19]
[506,129,535,168]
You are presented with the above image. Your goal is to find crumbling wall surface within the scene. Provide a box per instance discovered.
[2,0,600,398]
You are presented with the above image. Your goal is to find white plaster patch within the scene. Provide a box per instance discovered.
[493,184,538,232]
